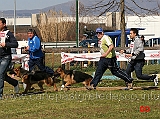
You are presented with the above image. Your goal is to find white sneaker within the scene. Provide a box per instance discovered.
[23,83,27,90]
[14,84,19,94]
[0,94,2,100]
[154,75,158,86]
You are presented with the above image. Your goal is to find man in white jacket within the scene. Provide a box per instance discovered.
[120,28,158,86]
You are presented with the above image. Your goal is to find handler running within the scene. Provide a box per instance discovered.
[87,27,133,90]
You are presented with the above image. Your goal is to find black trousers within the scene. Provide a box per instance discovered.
[90,57,132,87]
[28,57,54,76]
[126,59,152,80]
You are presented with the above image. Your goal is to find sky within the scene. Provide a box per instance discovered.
[0,0,71,11]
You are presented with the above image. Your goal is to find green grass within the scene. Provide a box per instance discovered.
[1,88,160,119]
[1,76,160,119]
[2,57,160,119]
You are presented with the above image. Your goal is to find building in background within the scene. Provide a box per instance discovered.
[3,13,160,41]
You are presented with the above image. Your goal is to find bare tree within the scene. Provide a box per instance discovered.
[36,8,105,43]
[70,1,87,16]
[37,10,76,42]
[86,0,160,16]
[86,0,160,69]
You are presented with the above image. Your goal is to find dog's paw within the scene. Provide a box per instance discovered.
[54,88,58,91]
[66,87,70,91]
[22,91,28,94]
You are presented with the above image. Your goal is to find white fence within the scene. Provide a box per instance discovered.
[41,41,76,48]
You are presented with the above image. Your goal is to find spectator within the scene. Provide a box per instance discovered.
[0,18,19,99]
[81,34,88,41]
[87,27,133,90]
[140,35,145,46]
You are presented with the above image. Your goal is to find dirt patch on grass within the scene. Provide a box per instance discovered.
[56,86,160,91]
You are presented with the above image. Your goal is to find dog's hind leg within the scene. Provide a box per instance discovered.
[38,82,44,91]
[53,82,58,91]
[82,81,87,87]
[83,78,92,88]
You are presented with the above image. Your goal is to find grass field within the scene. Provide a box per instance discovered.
[1,84,160,119]
[0,63,160,119]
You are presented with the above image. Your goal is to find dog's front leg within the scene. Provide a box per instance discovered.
[64,82,71,90]
[60,79,65,91]
[53,82,58,91]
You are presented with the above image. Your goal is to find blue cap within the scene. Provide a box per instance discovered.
[96,27,103,33]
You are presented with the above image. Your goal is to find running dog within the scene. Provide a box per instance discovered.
[12,66,59,94]
[21,71,58,94]
[54,66,93,90]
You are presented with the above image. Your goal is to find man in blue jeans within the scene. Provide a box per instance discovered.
[0,18,19,99]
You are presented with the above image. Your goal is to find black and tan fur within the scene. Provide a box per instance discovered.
[55,66,92,89]
[13,66,58,94]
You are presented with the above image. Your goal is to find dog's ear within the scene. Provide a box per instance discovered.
[21,75,28,83]
[59,66,65,70]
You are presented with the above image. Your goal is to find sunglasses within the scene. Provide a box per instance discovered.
[96,32,102,34]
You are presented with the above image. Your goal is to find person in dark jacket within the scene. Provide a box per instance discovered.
[25,29,54,76]
[140,35,145,46]
[0,18,19,98]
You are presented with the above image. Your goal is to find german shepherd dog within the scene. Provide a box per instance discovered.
[54,66,93,90]
[13,66,58,94]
